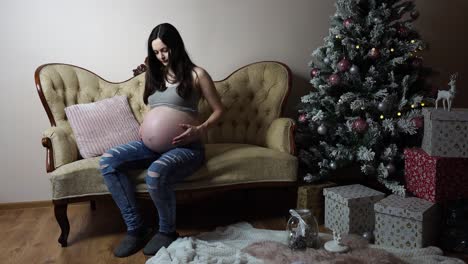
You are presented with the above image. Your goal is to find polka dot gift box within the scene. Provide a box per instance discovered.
[374,194,440,249]
[323,184,385,235]
[404,148,468,203]
[422,108,468,158]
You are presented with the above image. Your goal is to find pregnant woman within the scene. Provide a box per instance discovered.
[99,23,224,258]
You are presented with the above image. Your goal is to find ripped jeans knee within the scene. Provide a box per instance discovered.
[145,170,161,190]
[99,150,116,175]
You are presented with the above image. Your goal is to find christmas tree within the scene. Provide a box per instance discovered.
[296,0,432,195]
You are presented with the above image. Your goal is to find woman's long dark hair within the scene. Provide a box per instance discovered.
[143,23,197,104]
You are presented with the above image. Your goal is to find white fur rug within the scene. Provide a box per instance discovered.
[146,222,465,264]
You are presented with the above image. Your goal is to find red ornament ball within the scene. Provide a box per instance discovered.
[337,58,351,72]
[397,26,409,37]
[410,11,420,20]
[368,48,381,60]
[411,57,423,69]
[328,74,341,86]
[352,118,369,133]
[298,114,307,123]
[343,18,353,28]
[310,68,320,78]
[411,116,424,129]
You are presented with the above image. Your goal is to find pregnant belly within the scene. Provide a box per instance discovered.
[141,106,199,153]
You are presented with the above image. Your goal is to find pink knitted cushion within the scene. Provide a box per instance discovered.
[64,96,141,158]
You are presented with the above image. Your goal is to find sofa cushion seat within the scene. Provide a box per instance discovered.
[50,143,298,200]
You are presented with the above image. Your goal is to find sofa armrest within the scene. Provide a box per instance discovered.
[42,126,79,172]
[265,118,296,155]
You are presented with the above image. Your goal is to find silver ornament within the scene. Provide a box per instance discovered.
[330,161,337,170]
[349,65,359,75]
[324,57,331,64]
[362,231,374,243]
[386,163,396,175]
[367,165,375,175]
[378,102,388,112]
[317,124,327,135]
[304,173,321,183]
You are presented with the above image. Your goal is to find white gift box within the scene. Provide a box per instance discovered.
[374,195,440,249]
[422,107,468,158]
[323,184,385,235]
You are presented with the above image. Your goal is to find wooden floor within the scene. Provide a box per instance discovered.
[1,194,467,264]
[0,189,295,264]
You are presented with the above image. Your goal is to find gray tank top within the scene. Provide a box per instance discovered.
[148,81,201,113]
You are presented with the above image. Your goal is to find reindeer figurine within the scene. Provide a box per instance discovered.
[436,73,458,111]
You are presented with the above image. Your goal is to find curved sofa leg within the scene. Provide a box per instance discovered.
[53,201,70,247]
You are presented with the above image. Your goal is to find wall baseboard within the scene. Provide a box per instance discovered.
[0,200,52,210]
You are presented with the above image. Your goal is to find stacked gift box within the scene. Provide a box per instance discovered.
[404,108,468,204]
[297,181,336,224]
[323,184,441,249]
[374,194,440,249]
[320,108,468,250]
[323,184,385,235]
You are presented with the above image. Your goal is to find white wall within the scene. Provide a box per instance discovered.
[1,0,467,203]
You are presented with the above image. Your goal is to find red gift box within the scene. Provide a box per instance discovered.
[404,148,468,203]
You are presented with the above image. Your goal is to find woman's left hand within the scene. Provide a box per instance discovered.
[172,124,203,146]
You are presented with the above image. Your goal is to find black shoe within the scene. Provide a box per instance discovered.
[113,228,153,258]
[143,231,179,256]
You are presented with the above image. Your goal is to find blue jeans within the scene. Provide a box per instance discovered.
[99,139,205,233]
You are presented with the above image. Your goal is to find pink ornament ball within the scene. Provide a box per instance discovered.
[352,118,369,133]
[141,106,197,153]
[310,68,320,78]
[368,48,381,60]
[397,26,409,37]
[328,74,341,86]
[337,58,351,72]
[343,18,353,28]
[411,116,424,129]
[410,11,420,20]
[411,57,423,69]
[298,114,307,123]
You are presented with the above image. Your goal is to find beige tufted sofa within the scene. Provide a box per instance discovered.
[35,61,298,247]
